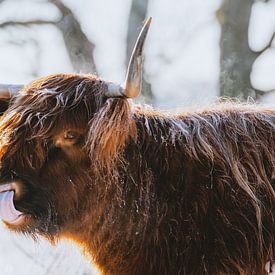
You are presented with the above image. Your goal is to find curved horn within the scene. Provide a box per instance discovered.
[0,84,23,100]
[105,17,152,98]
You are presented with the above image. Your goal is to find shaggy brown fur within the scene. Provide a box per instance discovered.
[0,73,274,275]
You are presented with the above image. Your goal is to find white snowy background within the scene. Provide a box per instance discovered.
[0,0,274,274]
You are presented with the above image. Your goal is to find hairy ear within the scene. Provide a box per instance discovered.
[86,99,137,173]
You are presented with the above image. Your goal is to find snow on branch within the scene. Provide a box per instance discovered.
[256,31,275,54]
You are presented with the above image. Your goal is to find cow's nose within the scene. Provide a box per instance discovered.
[0,181,24,200]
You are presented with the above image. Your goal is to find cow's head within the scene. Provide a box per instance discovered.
[0,18,151,240]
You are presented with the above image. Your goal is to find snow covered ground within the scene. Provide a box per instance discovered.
[0,223,97,275]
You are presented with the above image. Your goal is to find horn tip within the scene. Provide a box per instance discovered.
[147,17,152,23]
[145,17,152,27]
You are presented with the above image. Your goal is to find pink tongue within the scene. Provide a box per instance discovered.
[0,191,23,224]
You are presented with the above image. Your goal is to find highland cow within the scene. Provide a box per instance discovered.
[0,18,274,275]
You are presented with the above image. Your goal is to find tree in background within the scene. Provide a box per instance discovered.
[218,0,275,100]
[50,0,97,74]
[0,0,153,102]
[0,0,97,74]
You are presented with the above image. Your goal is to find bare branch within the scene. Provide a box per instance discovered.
[49,0,97,73]
[0,20,56,28]
[0,0,98,74]
[48,0,72,16]
[255,89,275,100]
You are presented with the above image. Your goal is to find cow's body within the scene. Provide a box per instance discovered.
[0,74,273,274]
[85,101,275,274]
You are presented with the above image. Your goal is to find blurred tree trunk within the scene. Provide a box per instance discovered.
[217,0,258,99]
[126,0,153,103]
[50,0,97,74]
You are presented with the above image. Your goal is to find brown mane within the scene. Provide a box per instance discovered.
[88,99,275,274]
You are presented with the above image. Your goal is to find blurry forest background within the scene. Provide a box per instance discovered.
[0,0,274,274]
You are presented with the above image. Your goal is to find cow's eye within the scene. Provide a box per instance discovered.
[64,131,78,140]
[53,129,84,149]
